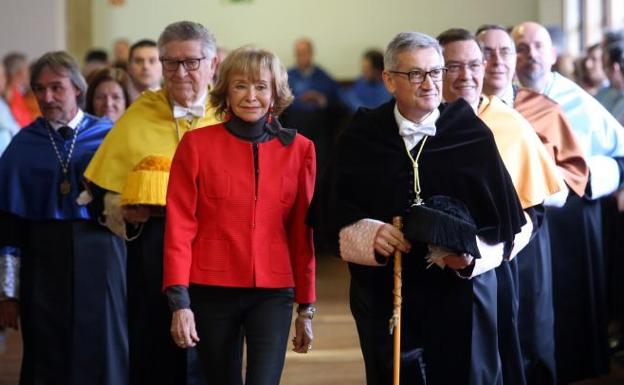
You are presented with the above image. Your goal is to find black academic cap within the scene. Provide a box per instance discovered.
[403,195,481,258]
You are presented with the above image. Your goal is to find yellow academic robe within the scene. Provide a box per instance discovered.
[84,88,219,194]
[478,95,563,209]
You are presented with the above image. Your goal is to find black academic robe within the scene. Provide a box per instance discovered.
[0,215,128,385]
[122,217,206,385]
[547,195,610,384]
[310,99,525,385]
[517,215,557,385]
[497,206,543,385]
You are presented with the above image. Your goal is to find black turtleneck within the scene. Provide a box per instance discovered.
[224,113,296,146]
[224,114,273,143]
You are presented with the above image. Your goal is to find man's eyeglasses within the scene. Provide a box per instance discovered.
[388,67,447,84]
[445,61,484,74]
[160,57,207,71]
[482,48,515,60]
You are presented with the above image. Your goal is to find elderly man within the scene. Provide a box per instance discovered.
[476,24,589,385]
[310,31,526,385]
[438,27,562,385]
[0,51,127,385]
[512,21,624,384]
[127,39,163,102]
[85,21,218,385]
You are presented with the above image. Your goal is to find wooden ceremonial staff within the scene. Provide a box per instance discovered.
[390,216,403,385]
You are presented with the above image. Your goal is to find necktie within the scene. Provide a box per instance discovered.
[58,126,74,140]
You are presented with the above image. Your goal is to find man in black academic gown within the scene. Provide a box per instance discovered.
[0,51,128,385]
[310,31,526,385]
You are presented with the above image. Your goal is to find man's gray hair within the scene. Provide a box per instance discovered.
[30,51,87,109]
[158,21,217,59]
[3,52,27,78]
[384,32,442,71]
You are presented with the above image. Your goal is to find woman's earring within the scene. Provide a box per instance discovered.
[267,105,275,124]
[225,104,232,120]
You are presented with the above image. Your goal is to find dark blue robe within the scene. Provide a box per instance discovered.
[340,77,392,114]
[0,114,128,385]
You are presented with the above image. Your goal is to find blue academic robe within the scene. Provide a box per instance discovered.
[287,66,339,112]
[0,114,128,385]
[340,77,392,113]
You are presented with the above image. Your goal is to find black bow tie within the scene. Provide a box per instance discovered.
[58,126,74,140]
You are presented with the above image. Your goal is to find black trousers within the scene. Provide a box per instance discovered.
[190,286,294,385]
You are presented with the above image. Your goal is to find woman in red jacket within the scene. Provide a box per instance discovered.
[163,46,316,385]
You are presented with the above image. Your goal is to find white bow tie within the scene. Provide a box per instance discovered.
[398,119,437,138]
[173,104,205,119]
[398,108,439,144]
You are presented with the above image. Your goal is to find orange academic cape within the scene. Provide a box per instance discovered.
[478,95,563,209]
[513,88,589,197]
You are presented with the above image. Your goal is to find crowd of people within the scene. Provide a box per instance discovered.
[0,18,623,385]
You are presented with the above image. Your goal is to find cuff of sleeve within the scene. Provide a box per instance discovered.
[165,285,191,312]
[339,219,386,266]
[509,212,534,260]
[102,192,128,239]
[469,237,504,278]
[0,248,20,300]
[587,155,620,199]
[543,183,569,207]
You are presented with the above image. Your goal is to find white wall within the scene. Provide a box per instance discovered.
[0,0,66,62]
[92,0,540,79]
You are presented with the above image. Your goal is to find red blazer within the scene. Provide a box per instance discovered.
[163,123,316,304]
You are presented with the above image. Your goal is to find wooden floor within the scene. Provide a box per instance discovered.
[1,255,623,385]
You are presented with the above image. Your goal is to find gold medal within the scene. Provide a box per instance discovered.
[47,123,80,199]
[60,179,71,195]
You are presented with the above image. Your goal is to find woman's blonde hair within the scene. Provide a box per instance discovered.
[210,46,293,120]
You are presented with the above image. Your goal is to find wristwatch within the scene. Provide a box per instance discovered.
[297,304,317,320]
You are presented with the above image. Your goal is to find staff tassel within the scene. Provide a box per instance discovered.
[389,216,403,385]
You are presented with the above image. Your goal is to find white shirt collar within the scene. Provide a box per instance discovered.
[539,72,555,94]
[172,91,208,119]
[49,109,84,131]
[470,97,481,113]
[499,84,515,106]
[393,104,439,150]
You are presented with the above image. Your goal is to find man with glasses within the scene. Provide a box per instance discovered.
[85,20,218,385]
[310,31,527,385]
[438,28,562,385]
[511,21,624,384]
[476,24,589,385]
